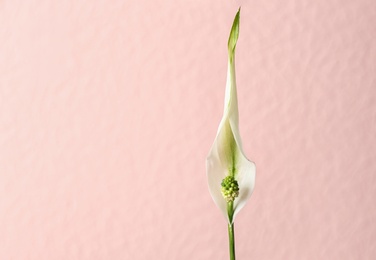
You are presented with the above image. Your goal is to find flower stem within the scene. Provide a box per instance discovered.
[227,201,236,260]
[228,222,236,260]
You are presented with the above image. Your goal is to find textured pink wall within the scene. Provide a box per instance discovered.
[1,0,376,259]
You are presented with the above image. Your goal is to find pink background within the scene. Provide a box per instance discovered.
[1,0,376,259]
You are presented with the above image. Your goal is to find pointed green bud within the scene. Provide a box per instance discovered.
[221,175,240,202]
[228,8,240,62]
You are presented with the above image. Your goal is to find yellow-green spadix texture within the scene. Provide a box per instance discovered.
[206,10,256,224]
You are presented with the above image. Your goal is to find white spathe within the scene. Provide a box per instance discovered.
[206,54,256,224]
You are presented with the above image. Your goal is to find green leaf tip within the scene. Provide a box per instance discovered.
[228,8,241,61]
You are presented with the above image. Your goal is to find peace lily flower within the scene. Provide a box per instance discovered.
[206,9,256,260]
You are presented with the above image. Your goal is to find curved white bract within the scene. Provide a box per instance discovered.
[206,10,256,224]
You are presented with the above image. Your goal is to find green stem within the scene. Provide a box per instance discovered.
[228,222,236,260]
[227,201,236,260]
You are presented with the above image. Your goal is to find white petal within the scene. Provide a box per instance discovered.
[206,144,228,221]
[231,144,256,220]
[206,118,256,223]
[206,56,256,223]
